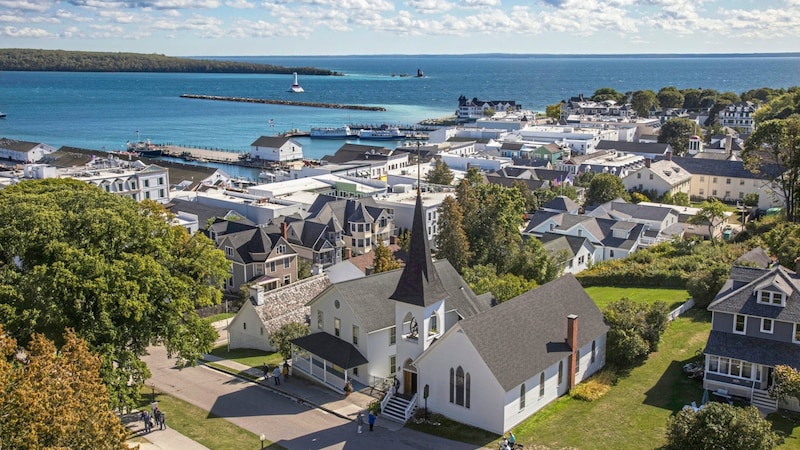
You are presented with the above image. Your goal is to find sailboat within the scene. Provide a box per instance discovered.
[288,72,304,93]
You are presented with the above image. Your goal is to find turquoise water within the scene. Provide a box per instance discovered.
[1,54,799,165]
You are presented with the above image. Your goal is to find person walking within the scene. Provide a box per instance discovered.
[273,366,281,385]
[262,363,269,380]
[368,411,376,431]
[143,411,152,433]
[356,412,364,434]
[281,361,289,382]
[159,411,167,430]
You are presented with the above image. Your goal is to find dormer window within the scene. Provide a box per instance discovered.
[757,290,785,306]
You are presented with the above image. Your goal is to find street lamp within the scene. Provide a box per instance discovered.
[260,433,266,449]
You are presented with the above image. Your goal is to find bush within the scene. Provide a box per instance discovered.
[604,298,670,367]
[665,403,781,450]
[570,369,617,402]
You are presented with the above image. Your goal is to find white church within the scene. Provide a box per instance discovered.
[289,189,610,434]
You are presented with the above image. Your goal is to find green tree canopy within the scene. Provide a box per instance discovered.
[631,90,658,117]
[604,298,669,367]
[591,87,626,104]
[508,237,559,285]
[741,115,800,222]
[658,117,701,156]
[753,89,800,123]
[434,196,472,272]
[768,364,800,404]
[461,264,537,303]
[0,326,129,450]
[585,172,630,206]
[0,179,230,410]
[545,103,563,121]
[269,322,310,360]
[681,88,703,110]
[426,158,454,186]
[665,403,780,450]
[657,86,685,109]
[689,199,728,241]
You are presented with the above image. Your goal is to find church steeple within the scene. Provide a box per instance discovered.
[389,191,449,306]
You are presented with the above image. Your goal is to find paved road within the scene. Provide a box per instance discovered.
[143,345,480,450]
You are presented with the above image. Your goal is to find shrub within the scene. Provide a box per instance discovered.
[570,369,617,402]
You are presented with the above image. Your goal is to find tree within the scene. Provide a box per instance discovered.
[689,199,727,241]
[269,322,310,360]
[631,90,658,117]
[768,364,800,404]
[298,259,312,279]
[665,403,780,450]
[681,88,703,110]
[604,298,669,367]
[434,196,472,272]
[658,117,701,156]
[0,326,129,450]
[511,180,537,212]
[396,229,411,252]
[742,115,800,222]
[591,87,626,104]
[673,192,690,206]
[657,86,685,109]
[762,222,800,268]
[0,179,231,410]
[372,240,401,273]
[461,264,537,303]
[509,237,559,285]
[545,103,562,121]
[585,172,629,206]
[686,265,729,308]
[426,158,454,186]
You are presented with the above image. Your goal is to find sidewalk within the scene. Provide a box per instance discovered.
[123,411,210,450]
[202,354,405,432]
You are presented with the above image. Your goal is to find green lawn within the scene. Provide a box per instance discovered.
[207,345,284,369]
[584,286,691,310]
[204,312,235,323]
[135,388,284,450]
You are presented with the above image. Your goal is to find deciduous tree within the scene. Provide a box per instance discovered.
[585,172,630,206]
[0,179,231,410]
[372,240,402,273]
[657,86,685,109]
[462,264,537,303]
[665,403,780,450]
[545,103,562,121]
[631,90,658,117]
[0,326,129,450]
[658,117,700,156]
[768,364,800,404]
[434,196,472,272]
[604,298,669,367]
[426,158,454,186]
[742,115,800,222]
[270,322,310,360]
[591,87,626,104]
[689,199,728,241]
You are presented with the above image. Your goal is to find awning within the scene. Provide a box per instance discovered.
[291,332,368,369]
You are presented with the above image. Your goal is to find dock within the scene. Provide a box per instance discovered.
[180,94,387,111]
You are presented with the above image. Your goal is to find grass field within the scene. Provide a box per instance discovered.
[584,286,691,310]
[207,345,284,369]
[135,388,284,450]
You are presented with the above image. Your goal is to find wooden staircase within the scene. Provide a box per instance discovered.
[381,394,415,423]
[751,389,778,413]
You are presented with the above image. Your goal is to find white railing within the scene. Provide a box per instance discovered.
[403,393,418,421]
[380,391,392,415]
[668,298,695,321]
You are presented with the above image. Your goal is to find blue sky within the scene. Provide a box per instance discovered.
[0,0,797,56]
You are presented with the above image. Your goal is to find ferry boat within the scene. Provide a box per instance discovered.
[126,139,164,157]
[358,127,405,140]
[288,72,304,93]
[310,126,355,139]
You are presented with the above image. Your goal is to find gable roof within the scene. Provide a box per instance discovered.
[457,274,609,391]
[291,332,367,369]
[251,136,295,148]
[671,156,773,179]
[389,192,449,307]
[708,264,800,323]
[539,233,592,259]
[641,160,692,186]
[248,274,331,335]
[316,259,489,333]
[705,330,800,369]
[596,140,672,156]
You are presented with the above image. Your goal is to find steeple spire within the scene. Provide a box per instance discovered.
[389,188,448,307]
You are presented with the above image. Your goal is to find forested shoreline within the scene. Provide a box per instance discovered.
[0,49,340,75]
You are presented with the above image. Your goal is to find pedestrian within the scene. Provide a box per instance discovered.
[368,411,376,431]
[143,411,152,433]
[273,366,281,385]
[344,380,353,397]
[281,361,289,382]
[262,363,269,379]
[160,411,167,430]
[356,412,364,434]
[393,377,399,395]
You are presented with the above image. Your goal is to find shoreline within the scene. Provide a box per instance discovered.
[179,94,387,111]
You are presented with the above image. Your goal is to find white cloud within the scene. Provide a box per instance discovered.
[406,0,455,14]
[461,0,500,6]
[55,9,94,21]
[0,13,59,22]
[225,0,254,8]
[0,0,50,12]
[0,25,54,36]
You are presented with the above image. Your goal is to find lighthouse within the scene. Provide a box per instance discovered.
[289,72,304,93]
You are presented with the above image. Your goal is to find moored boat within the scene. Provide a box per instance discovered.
[126,138,165,157]
[288,72,304,93]
[358,127,404,140]
[0,112,6,119]
[310,126,355,139]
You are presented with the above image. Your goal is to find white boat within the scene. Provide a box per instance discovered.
[310,126,355,138]
[288,72,304,93]
[0,112,6,119]
[358,127,405,140]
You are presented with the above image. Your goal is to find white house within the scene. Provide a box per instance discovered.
[622,158,691,198]
[250,136,303,163]
[0,138,56,163]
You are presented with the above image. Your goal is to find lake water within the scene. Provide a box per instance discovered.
[1,54,799,176]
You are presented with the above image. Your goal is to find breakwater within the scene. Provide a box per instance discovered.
[180,94,386,111]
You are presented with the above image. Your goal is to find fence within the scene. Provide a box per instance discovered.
[668,298,695,321]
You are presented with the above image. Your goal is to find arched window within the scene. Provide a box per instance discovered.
[449,368,454,403]
[558,361,563,385]
[591,340,596,363]
[520,383,526,410]
[456,367,465,406]
[465,373,471,409]
[539,372,545,397]
[429,313,439,336]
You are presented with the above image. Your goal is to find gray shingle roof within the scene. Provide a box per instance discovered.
[708,264,800,323]
[596,140,672,156]
[291,332,368,369]
[671,156,772,179]
[458,274,608,391]
[251,136,295,148]
[705,331,800,369]
[250,274,331,335]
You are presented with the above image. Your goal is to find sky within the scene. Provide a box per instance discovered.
[0,0,798,56]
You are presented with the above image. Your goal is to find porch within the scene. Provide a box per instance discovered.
[290,332,368,394]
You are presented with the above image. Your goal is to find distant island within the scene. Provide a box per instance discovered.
[0,49,341,75]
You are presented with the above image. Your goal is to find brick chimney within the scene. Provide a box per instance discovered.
[665,150,672,161]
[567,314,579,390]
[644,158,651,169]
[343,248,352,260]
[280,222,288,239]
